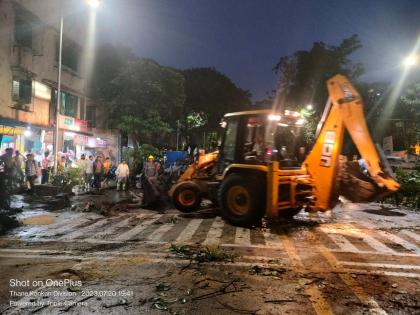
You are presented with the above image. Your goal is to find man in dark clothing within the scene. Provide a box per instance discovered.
[1,148,14,188]
[93,156,103,189]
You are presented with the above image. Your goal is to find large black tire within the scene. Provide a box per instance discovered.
[173,182,202,213]
[218,174,265,227]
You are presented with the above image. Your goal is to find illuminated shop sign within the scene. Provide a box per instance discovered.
[59,115,88,132]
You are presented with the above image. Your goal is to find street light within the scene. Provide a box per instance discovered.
[87,0,100,9]
[53,0,100,173]
[403,54,418,67]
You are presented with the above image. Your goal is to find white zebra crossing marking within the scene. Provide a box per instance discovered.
[91,215,141,239]
[176,219,203,242]
[43,215,94,237]
[115,215,162,241]
[235,227,251,246]
[59,218,112,240]
[262,230,282,248]
[401,230,420,242]
[147,223,174,241]
[375,230,420,254]
[319,226,360,252]
[342,268,420,279]
[341,261,420,271]
[336,224,396,254]
[203,217,224,245]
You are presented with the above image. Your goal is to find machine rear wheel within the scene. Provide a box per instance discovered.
[173,182,202,213]
[218,174,265,227]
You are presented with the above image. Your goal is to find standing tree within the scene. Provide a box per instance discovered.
[272,35,364,146]
[182,67,251,147]
[105,58,186,148]
[273,34,364,112]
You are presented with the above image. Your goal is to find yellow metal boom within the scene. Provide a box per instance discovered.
[304,75,400,210]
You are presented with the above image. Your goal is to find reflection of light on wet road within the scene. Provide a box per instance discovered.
[10,195,29,209]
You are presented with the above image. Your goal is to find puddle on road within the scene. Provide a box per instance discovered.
[363,209,406,217]
[21,214,55,225]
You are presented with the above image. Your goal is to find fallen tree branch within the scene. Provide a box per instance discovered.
[264,299,296,304]
[216,299,258,314]
[192,280,239,301]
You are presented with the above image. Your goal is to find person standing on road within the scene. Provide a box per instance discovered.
[85,155,94,190]
[41,152,50,184]
[93,156,104,189]
[116,160,129,191]
[144,155,158,179]
[77,154,88,187]
[25,153,39,194]
[1,148,14,188]
[102,157,111,188]
[14,150,25,186]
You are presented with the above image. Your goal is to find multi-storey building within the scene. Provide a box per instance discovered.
[0,0,119,164]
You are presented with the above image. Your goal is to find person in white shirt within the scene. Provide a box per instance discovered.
[116,160,129,191]
[85,155,94,190]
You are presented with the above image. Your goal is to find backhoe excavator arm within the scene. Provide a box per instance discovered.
[304,75,400,210]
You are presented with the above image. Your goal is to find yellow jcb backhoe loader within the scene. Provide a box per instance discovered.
[169,75,400,227]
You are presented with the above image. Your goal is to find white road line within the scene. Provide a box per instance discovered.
[203,217,224,245]
[329,249,420,257]
[114,216,162,241]
[319,226,361,252]
[342,224,396,254]
[401,230,420,242]
[92,215,144,239]
[341,261,420,271]
[43,216,95,237]
[176,219,203,242]
[343,268,420,279]
[59,218,112,240]
[147,223,174,241]
[235,227,251,246]
[375,230,420,254]
[262,230,282,248]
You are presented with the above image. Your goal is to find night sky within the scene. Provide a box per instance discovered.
[95,0,420,100]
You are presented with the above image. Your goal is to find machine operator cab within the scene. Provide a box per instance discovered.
[218,109,305,173]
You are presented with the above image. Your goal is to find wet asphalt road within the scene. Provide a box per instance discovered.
[0,193,419,315]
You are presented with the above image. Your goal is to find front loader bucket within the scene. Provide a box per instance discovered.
[339,160,383,202]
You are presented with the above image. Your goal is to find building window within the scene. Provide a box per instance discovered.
[80,98,85,120]
[12,79,32,105]
[86,106,96,128]
[58,41,80,72]
[52,90,78,118]
[14,11,33,48]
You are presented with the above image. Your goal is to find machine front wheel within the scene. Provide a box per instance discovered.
[173,182,202,213]
[218,174,265,227]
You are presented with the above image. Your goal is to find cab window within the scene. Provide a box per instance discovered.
[223,118,239,161]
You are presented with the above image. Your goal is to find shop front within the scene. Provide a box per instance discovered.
[0,122,53,164]
[58,114,91,162]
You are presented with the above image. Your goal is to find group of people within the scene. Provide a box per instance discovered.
[0,146,167,195]
[76,154,130,191]
[0,148,51,194]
